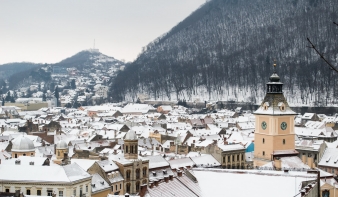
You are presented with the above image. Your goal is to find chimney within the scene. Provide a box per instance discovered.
[164,176,169,183]
[149,182,154,188]
[177,170,182,177]
[304,186,310,193]
[169,175,173,181]
[15,160,21,165]
[29,161,34,165]
[154,180,159,187]
[300,189,306,196]
[274,158,281,170]
[139,184,148,197]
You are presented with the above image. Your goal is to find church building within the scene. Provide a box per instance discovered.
[253,62,298,166]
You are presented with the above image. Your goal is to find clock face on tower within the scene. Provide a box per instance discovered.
[261,121,267,130]
[281,122,287,130]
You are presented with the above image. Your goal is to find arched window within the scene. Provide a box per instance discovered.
[142,167,147,177]
[126,146,128,153]
[283,139,286,145]
[263,138,265,144]
[263,151,265,156]
[126,183,131,193]
[131,145,134,154]
[136,168,140,179]
[136,181,140,192]
[126,170,131,179]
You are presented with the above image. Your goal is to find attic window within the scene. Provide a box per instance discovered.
[263,102,269,110]
[278,102,286,112]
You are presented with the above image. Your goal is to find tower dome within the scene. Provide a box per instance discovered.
[125,130,137,140]
[269,73,280,82]
[11,135,35,152]
[56,140,68,149]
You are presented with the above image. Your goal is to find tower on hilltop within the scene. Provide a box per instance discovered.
[253,61,298,164]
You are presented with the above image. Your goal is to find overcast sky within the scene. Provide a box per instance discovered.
[0,0,205,64]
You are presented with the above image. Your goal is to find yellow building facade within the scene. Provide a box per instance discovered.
[254,63,297,165]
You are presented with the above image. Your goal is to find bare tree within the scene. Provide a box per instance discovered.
[307,22,338,73]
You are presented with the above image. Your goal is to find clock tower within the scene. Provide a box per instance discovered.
[254,62,298,163]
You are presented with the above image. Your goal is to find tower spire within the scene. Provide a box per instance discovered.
[273,59,277,73]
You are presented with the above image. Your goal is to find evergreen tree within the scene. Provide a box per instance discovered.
[55,86,60,107]
[5,92,11,102]
[71,79,76,89]
[42,91,47,101]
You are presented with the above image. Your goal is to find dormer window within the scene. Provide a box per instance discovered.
[263,102,269,110]
[278,102,286,112]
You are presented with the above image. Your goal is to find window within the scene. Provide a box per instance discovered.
[241,154,244,160]
[5,189,9,193]
[136,168,140,179]
[131,145,134,153]
[283,139,285,145]
[263,138,265,144]
[126,170,131,179]
[143,167,147,177]
[73,189,76,196]
[116,184,118,191]
[59,191,63,197]
[47,190,53,196]
[120,183,122,189]
[135,145,138,153]
[263,151,265,156]
[322,190,330,197]
[136,181,140,192]
[223,157,225,163]
[126,183,131,193]
[237,155,239,161]
[232,155,234,162]
[126,146,128,153]
[23,153,26,156]
[37,190,41,196]
[15,154,17,158]
[86,185,88,192]
[228,156,230,162]
[26,189,31,195]
[80,187,83,197]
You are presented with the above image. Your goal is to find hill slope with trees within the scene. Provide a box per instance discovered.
[110,0,338,106]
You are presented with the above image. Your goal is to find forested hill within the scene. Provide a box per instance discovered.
[110,0,338,106]
[0,62,41,79]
